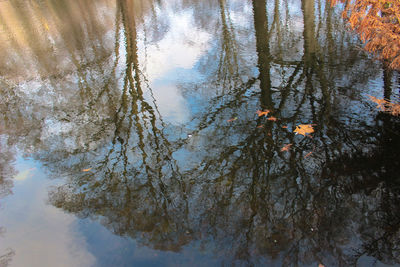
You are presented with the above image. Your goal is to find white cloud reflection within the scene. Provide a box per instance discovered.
[1,166,96,267]
[138,5,211,124]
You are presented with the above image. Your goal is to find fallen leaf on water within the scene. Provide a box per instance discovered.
[256,109,270,117]
[82,168,92,172]
[304,145,316,158]
[282,125,288,129]
[257,125,264,128]
[267,116,277,121]
[281,144,292,152]
[227,117,238,122]
[304,151,313,158]
[318,264,325,267]
[294,124,314,136]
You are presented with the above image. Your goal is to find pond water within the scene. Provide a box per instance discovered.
[1,0,400,266]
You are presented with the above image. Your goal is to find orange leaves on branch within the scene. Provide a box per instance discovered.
[267,116,277,121]
[256,109,270,117]
[293,124,314,136]
[331,0,400,70]
[368,95,400,116]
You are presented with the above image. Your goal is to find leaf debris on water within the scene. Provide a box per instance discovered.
[281,144,292,152]
[304,151,313,158]
[293,124,314,136]
[256,110,270,117]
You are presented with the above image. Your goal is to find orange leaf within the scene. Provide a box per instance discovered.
[227,117,238,122]
[267,116,277,121]
[82,168,92,172]
[293,124,314,136]
[256,110,270,117]
[318,264,325,267]
[304,151,313,158]
[282,125,288,129]
[281,144,292,152]
[257,125,264,128]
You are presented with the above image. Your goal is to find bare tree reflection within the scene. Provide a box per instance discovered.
[0,0,399,266]
[43,0,400,264]
[0,102,16,267]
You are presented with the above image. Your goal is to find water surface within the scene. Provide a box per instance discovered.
[1,0,400,266]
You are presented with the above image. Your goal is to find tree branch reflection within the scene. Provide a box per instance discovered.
[0,0,399,265]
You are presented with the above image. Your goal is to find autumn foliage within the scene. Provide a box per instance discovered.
[293,124,315,136]
[368,95,400,116]
[331,0,400,70]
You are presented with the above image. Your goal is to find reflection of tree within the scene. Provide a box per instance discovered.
[0,110,16,267]
[1,0,400,266]
[216,0,239,89]
[253,0,273,109]
[42,0,193,252]
[48,1,396,265]
[177,1,399,265]
[0,248,15,267]
[49,2,399,266]
[0,0,105,79]
[0,166,15,267]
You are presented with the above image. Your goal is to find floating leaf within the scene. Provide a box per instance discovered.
[318,264,325,267]
[267,116,277,121]
[281,144,292,152]
[227,117,238,122]
[256,109,270,117]
[293,124,314,136]
[304,151,313,158]
[82,168,92,172]
[282,125,288,129]
[257,125,264,128]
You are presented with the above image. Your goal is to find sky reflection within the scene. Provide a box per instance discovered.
[0,0,400,266]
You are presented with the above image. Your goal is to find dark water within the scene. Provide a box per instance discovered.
[1,0,400,266]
